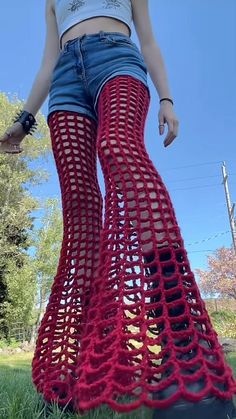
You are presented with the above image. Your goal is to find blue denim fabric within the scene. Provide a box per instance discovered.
[47,30,150,125]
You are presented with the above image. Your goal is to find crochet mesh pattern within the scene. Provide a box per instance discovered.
[32,111,103,408]
[32,76,236,413]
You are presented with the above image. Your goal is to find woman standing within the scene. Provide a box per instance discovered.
[0,1,235,418]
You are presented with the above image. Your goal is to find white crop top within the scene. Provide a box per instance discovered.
[55,0,133,48]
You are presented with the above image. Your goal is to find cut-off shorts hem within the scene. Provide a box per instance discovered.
[47,104,97,125]
[47,73,150,126]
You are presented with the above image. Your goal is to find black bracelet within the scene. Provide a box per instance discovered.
[159,97,174,106]
[13,110,38,135]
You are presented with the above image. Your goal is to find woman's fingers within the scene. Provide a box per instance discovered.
[163,118,174,147]
[158,103,179,148]
[0,123,25,154]
[163,118,179,147]
[159,115,165,136]
[0,142,23,154]
[0,135,23,154]
[0,131,12,143]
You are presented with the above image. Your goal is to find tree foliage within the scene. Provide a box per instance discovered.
[210,310,236,339]
[32,198,63,330]
[0,92,53,338]
[2,257,37,327]
[196,246,236,300]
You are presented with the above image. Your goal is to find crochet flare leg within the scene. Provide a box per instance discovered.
[31,111,103,408]
[72,76,236,413]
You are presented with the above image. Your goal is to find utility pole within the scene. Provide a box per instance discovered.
[221,161,236,254]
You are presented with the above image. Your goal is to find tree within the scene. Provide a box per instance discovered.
[31,198,63,339]
[2,257,37,328]
[195,246,236,300]
[0,92,52,338]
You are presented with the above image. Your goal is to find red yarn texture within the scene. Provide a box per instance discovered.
[32,76,236,414]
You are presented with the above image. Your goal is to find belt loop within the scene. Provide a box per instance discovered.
[99,30,105,39]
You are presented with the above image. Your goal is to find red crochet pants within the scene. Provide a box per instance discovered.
[32,76,236,413]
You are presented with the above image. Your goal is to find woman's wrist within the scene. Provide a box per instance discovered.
[159,97,174,106]
[13,110,38,135]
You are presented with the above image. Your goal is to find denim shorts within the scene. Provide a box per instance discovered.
[47,30,150,125]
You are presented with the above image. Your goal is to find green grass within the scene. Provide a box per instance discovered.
[0,352,235,419]
[227,352,236,372]
[0,352,152,419]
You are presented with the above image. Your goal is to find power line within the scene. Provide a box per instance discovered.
[188,249,216,253]
[169,183,224,192]
[187,230,230,246]
[161,160,224,172]
[166,173,236,183]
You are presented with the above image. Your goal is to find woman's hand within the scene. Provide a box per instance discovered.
[0,122,26,154]
[158,102,179,147]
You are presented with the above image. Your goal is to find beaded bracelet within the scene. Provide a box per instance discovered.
[159,98,174,106]
[13,110,38,135]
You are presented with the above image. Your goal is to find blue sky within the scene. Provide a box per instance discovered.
[0,0,236,273]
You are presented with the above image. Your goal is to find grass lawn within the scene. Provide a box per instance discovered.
[0,352,152,419]
[0,351,235,419]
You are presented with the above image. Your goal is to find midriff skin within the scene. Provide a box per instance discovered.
[59,17,130,50]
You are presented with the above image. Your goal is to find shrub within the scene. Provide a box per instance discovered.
[0,337,20,349]
[210,310,236,339]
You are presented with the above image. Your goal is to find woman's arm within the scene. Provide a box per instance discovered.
[131,0,179,147]
[0,0,61,154]
[23,0,60,116]
[131,0,173,101]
